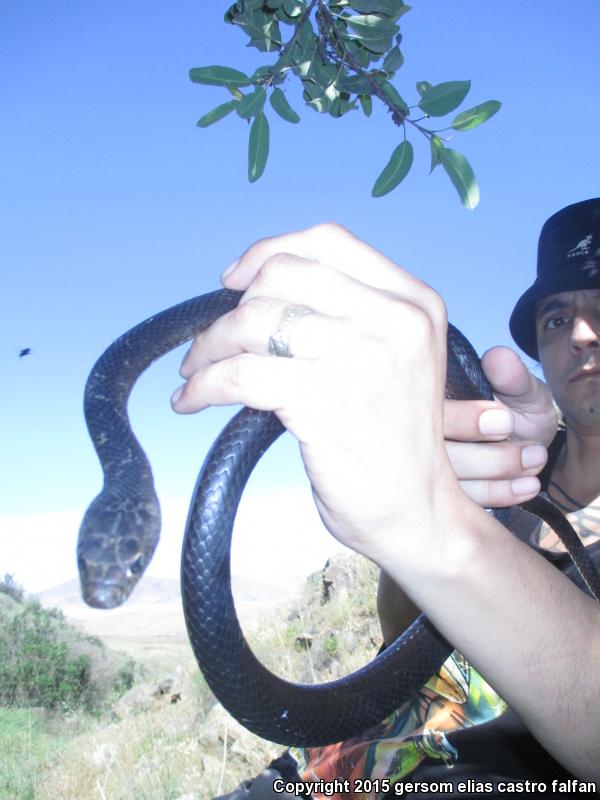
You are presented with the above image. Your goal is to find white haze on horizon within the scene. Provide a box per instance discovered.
[2,488,349,596]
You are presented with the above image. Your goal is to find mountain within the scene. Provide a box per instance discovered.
[38,576,182,610]
[36,572,290,657]
[38,573,285,612]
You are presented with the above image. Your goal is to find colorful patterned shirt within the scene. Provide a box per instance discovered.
[288,431,599,796]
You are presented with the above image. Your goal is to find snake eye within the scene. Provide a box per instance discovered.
[127,555,143,577]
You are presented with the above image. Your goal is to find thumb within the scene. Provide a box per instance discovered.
[481,347,535,404]
[481,346,557,444]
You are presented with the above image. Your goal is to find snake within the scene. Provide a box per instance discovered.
[78,287,600,747]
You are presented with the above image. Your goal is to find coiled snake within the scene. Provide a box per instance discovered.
[78,288,600,746]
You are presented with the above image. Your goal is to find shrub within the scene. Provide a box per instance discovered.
[0,574,25,603]
[0,601,92,711]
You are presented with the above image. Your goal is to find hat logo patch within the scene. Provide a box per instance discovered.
[581,260,599,278]
[580,245,600,278]
[567,233,593,258]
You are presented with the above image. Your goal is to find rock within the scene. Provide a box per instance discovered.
[321,554,364,603]
[155,676,175,695]
[113,683,156,717]
[294,632,314,648]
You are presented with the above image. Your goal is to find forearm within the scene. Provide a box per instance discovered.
[377,570,421,644]
[374,493,600,780]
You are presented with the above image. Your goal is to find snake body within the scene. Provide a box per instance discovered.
[79,288,599,747]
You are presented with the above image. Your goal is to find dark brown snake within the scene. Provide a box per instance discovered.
[78,288,600,746]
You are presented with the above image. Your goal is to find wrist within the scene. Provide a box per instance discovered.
[365,479,487,596]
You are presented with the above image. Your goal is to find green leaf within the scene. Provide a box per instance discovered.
[345,29,394,47]
[247,30,283,53]
[383,45,404,73]
[349,0,410,18]
[189,65,251,88]
[283,0,305,15]
[196,100,238,128]
[451,100,501,131]
[418,80,471,117]
[346,39,375,67]
[344,13,397,53]
[372,140,414,197]
[230,7,282,52]
[236,87,267,119]
[429,135,443,172]
[439,148,479,209]
[250,65,273,83]
[416,80,433,97]
[349,0,392,12]
[306,58,339,89]
[269,87,300,122]
[339,73,379,94]
[248,112,270,182]
[285,20,317,75]
[359,94,373,116]
[302,81,332,114]
[381,81,409,114]
[329,96,358,117]
[296,18,316,49]
[345,14,399,36]
[276,5,296,23]
[345,30,396,54]
[301,59,340,113]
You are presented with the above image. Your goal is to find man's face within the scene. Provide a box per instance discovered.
[535,289,600,430]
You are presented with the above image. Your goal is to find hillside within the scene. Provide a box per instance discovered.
[0,585,137,715]
[2,552,383,799]
[0,592,21,623]
[37,573,291,670]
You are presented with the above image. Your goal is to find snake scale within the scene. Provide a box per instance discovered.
[78,287,600,747]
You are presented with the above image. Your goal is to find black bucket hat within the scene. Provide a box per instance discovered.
[509,198,600,359]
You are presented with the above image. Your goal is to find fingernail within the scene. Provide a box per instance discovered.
[479,409,513,436]
[171,385,184,406]
[521,444,547,469]
[511,476,540,495]
[221,258,240,280]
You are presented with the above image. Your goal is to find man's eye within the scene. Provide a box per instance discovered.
[544,316,568,330]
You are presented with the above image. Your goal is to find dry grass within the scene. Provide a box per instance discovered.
[2,553,381,799]
[35,666,280,800]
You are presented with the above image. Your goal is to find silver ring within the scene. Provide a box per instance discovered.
[268,304,314,358]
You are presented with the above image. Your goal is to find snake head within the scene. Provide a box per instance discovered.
[77,491,161,609]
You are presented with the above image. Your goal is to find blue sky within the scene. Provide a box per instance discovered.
[2,1,600,593]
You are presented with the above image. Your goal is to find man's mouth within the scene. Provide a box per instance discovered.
[570,367,600,382]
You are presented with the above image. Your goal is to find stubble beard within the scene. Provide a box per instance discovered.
[568,396,600,429]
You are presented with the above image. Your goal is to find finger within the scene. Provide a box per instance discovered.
[446,440,547,481]
[172,352,303,414]
[460,477,541,508]
[221,223,403,292]
[240,253,396,319]
[220,223,446,324]
[183,256,440,377]
[180,297,347,377]
[444,398,515,442]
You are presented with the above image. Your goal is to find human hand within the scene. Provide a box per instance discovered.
[444,347,557,508]
[171,224,463,564]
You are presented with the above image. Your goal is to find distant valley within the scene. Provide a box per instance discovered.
[37,574,291,668]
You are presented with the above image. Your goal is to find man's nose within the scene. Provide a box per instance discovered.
[569,315,600,351]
